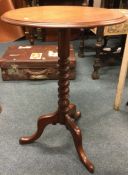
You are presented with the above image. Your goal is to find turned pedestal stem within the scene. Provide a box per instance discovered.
[58,29,70,123]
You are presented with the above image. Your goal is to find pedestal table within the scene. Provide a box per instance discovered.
[1,6,126,173]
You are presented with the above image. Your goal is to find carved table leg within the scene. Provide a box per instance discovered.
[65,115,94,173]
[19,112,58,144]
[92,26,104,79]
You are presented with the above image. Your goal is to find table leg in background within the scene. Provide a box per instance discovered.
[114,34,128,110]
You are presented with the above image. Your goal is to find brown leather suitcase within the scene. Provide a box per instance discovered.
[0,45,76,80]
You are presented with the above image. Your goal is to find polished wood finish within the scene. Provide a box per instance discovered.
[1,6,126,28]
[1,6,126,174]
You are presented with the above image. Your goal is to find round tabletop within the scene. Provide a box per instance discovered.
[1,6,127,28]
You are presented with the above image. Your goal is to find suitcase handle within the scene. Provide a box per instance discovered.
[25,68,49,79]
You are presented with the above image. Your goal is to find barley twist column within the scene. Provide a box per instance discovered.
[57,28,70,124]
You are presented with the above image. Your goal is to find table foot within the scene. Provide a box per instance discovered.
[92,71,100,80]
[19,112,58,144]
[69,103,81,121]
[65,115,94,173]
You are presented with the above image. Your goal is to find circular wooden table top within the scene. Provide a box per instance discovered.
[1,6,127,28]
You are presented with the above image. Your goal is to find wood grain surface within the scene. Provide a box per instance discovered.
[1,6,127,28]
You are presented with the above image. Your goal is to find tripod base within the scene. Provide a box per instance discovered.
[19,104,94,173]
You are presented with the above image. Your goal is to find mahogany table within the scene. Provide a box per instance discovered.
[1,6,126,173]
